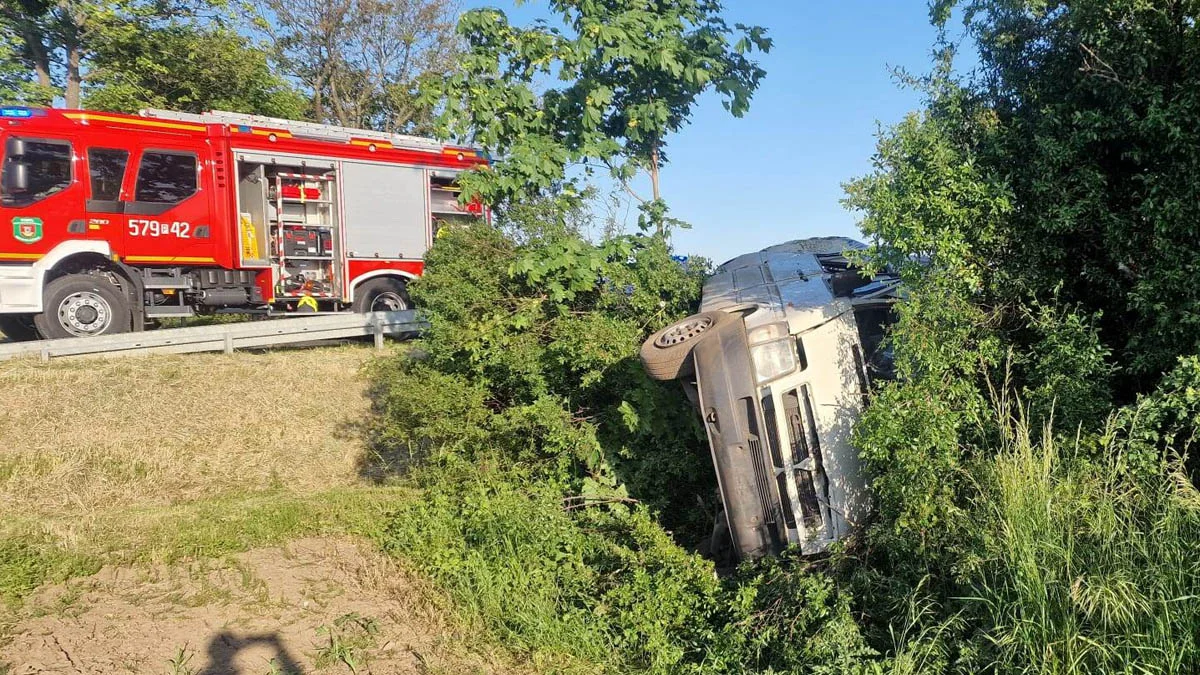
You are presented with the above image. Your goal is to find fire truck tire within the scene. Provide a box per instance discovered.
[353,278,411,313]
[34,273,132,339]
[0,315,40,342]
[639,310,733,381]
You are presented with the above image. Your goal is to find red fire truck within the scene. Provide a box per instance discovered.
[0,106,488,340]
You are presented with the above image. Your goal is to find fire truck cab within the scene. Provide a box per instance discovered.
[0,106,487,340]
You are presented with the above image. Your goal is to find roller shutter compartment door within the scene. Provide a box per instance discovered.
[341,162,428,259]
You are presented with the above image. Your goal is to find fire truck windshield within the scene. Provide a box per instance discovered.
[1,136,72,208]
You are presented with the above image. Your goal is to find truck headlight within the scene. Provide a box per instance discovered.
[750,339,797,383]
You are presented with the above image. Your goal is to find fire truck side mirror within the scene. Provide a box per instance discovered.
[3,137,29,192]
[2,160,28,193]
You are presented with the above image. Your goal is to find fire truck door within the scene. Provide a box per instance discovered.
[80,145,132,244]
[0,133,82,262]
[121,141,217,266]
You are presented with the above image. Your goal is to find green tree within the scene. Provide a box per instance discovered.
[84,23,306,116]
[428,0,771,234]
[256,0,459,132]
[0,0,148,108]
[921,0,1200,381]
[0,27,51,102]
[0,0,307,118]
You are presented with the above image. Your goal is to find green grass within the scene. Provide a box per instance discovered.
[958,419,1200,674]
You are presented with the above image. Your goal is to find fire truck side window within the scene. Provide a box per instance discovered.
[134,151,197,204]
[1,137,72,207]
[87,148,128,201]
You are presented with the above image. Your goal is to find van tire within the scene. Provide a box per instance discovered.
[640,311,732,381]
[34,273,131,339]
[0,314,40,341]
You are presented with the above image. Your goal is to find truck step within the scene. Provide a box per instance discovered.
[145,306,195,318]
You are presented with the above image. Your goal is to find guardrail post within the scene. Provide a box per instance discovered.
[224,332,234,355]
[373,314,385,351]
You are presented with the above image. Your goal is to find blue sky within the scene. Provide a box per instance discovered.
[460,1,942,262]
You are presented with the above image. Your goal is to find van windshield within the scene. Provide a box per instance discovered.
[853,304,896,382]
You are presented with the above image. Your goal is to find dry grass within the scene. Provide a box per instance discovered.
[0,345,380,523]
[0,342,538,674]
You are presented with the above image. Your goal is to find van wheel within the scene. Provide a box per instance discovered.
[34,273,131,339]
[640,311,732,381]
[353,278,410,313]
[0,314,40,341]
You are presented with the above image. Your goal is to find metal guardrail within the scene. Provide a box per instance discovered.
[0,310,427,362]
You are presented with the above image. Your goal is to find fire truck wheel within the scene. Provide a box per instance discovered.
[639,310,733,381]
[0,314,41,342]
[353,278,411,313]
[34,273,132,339]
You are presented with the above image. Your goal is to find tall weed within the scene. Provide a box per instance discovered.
[960,414,1200,674]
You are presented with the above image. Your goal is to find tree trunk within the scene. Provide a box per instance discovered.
[23,30,51,90]
[312,74,325,121]
[650,141,661,201]
[65,44,81,108]
[13,17,52,94]
[327,73,352,126]
[649,140,663,236]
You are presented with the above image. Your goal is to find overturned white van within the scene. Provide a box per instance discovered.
[641,237,900,560]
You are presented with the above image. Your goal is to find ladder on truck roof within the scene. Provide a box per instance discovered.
[139,108,447,153]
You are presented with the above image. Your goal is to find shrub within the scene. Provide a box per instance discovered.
[377,464,872,675]
[373,221,717,537]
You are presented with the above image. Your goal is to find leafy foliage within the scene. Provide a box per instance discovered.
[84,24,305,116]
[0,0,309,117]
[839,2,1200,672]
[921,0,1200,380]
[369,220,714,535]
[254,0,460,132]
[426,1,771,232]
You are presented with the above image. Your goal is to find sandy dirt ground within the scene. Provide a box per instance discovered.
[1,537,521,675]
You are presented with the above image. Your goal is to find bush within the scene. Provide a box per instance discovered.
[367,214,1200,675]
[377,464,873,675]
[372,221,717,537]
[378,467,723,673]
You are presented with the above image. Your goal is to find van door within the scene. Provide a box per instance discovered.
[121,140,217,266]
